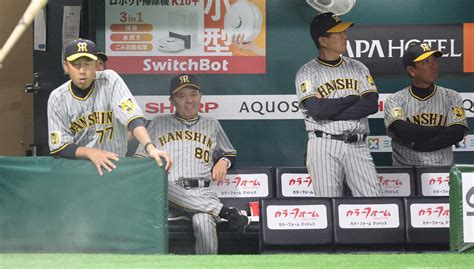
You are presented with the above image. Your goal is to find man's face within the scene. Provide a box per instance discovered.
[408,55,439,85]
[319,31,348,54]
[170,87,202,119]
[63,57,97,89]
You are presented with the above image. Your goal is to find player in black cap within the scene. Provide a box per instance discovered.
[47,38,172,175]
[135,73,249,254]
[295,12,382,197]
[384,42,469,165]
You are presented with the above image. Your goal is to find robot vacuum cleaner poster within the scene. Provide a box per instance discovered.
[105,0,266,74]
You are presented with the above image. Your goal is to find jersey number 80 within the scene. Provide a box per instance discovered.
[195,147,210,163]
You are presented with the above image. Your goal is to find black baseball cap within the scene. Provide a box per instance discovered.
[97,52,108,62]
[402,42,443,67]
[64,38,97,62]
[170,74,201,95]
[310,12,353,44]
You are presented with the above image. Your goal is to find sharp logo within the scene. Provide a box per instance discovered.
[346,39,462,58]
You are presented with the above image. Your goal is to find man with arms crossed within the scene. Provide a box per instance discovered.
[295,12,381,197]
[384,42,468,166]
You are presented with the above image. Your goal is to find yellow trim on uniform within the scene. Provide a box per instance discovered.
[126,115,146,129]
[50,142,72,155]
[299,94,318,103]
[327,22,353,33]
[69,82,95,101]
[171,84,201,95]
[409,85,437,101]
[66,53,97,62]
[413,51,441,62]
[316,57,343,68]
[447,122,469,128]
[223,154,237,157]
[175,114,199,123]
[360,89,378,95]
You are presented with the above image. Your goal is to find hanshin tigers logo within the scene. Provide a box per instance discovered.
[119,98,137,113]
[451,106,466,120]
[50,131,61,145]
[392,107,404,119]
[300,81,311,93]
[366,75,376,87]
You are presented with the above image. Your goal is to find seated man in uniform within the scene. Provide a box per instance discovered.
[135,74,249,254]
[384,42,468,166]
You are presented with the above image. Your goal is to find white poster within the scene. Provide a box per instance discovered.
[62,6,82,60]
[462,172,474,243]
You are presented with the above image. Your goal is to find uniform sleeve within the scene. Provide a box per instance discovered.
[108,70,145,128]
[134,118,159,157]
[328,62,378,120]
[296,64,359,119]
[213,120,236,164]
[47,93,76,155]
[383,93,405,129]
[330,91,379,120]
[295,66,317,107]
[446,91,469,130]
[356,62,378,95]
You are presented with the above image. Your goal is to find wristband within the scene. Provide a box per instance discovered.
[144,142,156,153]
[220,157,231,168]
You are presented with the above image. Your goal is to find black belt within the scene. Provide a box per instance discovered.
[175,177,210,189]
[314,130,367,143]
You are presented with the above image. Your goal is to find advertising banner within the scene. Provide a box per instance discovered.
[346,23,474,73]
[105,0,266,74]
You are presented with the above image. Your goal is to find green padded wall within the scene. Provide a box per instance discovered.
[0,157,168,253]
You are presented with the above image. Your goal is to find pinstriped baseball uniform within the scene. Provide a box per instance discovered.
[295,56,382,197]
[135,114,236,254]
[47,70,144,156]
[384,85,468,165]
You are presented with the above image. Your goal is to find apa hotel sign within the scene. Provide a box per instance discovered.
[346,23,474,73]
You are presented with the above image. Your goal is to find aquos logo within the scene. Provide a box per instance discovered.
[464,99,474,114]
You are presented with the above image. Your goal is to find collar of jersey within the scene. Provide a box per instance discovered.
[316,56,343,68]
[69,81,95,101]
[409,84,437,101]
[174,114,199,124]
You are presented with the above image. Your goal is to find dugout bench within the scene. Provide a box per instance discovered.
[168,167,274,254]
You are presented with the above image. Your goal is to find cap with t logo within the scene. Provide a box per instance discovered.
[64,38,98,62]
[169,74,201,95]
[402,42,443,67]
